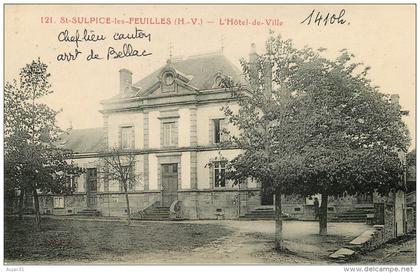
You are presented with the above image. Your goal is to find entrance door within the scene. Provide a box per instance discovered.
[86,168,98,208]
[161,163,178,207]
[261,186,274,205]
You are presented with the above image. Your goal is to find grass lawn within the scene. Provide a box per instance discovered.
[4,216,233,263]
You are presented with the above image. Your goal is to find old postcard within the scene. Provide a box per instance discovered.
[3,3,417,271]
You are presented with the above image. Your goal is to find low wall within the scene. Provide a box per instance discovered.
[349,201,415,253]
[10,190,377,220]
[40,192,161,217]
[177,189,261,219]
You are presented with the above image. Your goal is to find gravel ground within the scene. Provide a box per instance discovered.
[6,216,389,265]
[4,216,233,264]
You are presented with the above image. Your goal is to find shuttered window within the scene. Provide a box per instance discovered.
[211,118,225,144]
[120,126,134,149]
[53,197,65,208]
[163,122,176,147]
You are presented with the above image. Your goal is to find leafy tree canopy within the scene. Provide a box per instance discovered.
[4,58,82,197]
[224,34,410,198]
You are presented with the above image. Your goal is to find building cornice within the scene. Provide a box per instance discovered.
[69,145,240,159]
[99,86,247,114]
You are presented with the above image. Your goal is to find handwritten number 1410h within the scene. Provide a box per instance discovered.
[301,9,347,26]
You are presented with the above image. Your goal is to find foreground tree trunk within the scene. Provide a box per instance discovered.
[32,187,41,230]
[319,193,328,236]
[124,187,131,226]
[274,187,284,251]
[18,188,25,219]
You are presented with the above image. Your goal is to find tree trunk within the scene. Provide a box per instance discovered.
[319,193,328,236]
[18,188,25,220]
[274,187,284,251]
[32,187,41,230]
[124,187,131,226]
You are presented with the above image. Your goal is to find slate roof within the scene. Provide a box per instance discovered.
[133,52,246,93]
[57,128,104,154]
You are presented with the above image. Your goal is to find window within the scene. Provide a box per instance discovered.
[120,126,134,149]
[212,76,223,88]
[66,175,78,191]
[87,168,97,192]
[163,72,175,86]
[53,197,65,208]
[64,175,76,191]
[213,119,224,144]
[163,122,176,147]
[214,161,226,188]
[161,71,176,93]
[162,164,177,174]
[119,165,135,191]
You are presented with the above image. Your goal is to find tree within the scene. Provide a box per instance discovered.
[222,42,300,251]
[406,149,416,192]
[99,147,140,225]
[4,58,82,229]
[224,33,410,244]
[267,39,410,235]
[407,149,415,167]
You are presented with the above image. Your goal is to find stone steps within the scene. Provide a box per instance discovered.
[132,206,171,220]
[240,206,296,221]
[330,208,375,223]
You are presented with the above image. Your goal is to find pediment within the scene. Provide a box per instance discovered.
[137,65,200,98]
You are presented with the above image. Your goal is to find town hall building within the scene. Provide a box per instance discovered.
[48,50,376,220]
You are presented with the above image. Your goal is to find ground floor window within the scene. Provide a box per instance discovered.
[119,165,135,191]
[53,197,65,208]
[214,161,226,188]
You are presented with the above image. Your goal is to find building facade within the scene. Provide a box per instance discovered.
[48,52,261,219]
[42,52,374,220]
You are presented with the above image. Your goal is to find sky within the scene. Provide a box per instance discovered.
[4,4,416,149]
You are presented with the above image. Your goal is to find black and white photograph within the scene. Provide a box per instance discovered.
[2,3,417,271]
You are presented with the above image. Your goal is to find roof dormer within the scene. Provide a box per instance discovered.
[212,70,233,89]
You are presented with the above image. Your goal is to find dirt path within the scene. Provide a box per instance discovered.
[6,217,370,265]
[89,221,269,264]
[95,221,354,264]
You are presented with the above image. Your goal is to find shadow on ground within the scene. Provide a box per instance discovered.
[5,217,377,264]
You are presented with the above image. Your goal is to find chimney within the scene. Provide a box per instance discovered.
[119,68,133,94]
[249,43,257,61]
[249,43,259,90]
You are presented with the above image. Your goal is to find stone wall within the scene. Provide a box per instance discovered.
[406,207,415,233]
[33,189,260,219]
[383,203,396,241]
[40,192,161,217]
[406,191,416,232]
[177,189,261,219]
[13,189,377,221]
[357,198,416,252]
[280,194,362,220]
